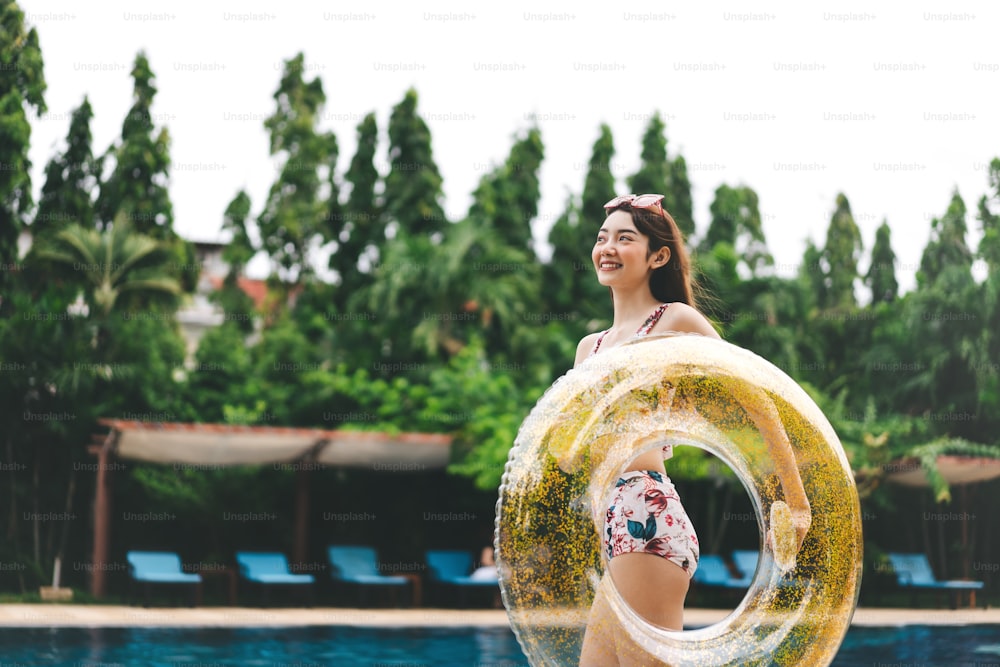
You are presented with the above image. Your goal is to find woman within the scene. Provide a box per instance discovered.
[576,194,811,666]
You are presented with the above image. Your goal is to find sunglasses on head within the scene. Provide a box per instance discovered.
[603,194,666,216]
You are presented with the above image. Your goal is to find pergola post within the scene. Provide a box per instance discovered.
[293,464,310,568]
[90,429,119,598]
[292,439,328,571]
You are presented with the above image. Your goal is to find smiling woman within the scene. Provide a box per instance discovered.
[495,333,862,667]
[571,196,732,652]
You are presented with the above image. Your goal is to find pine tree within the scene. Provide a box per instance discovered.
[576,125,618,324]
[669,155,695,239]
[821,193,863,309]
[977,158,1000,275]
[0,0,46,289]
[865,220,899,304]
[627,113,669,198]
[580,124,617,230]
[330,112,381,302]
[468,125,544,251]
[257,52,339,283]
[973,158,1000,438]
[384,88,447,238]
[800,239,826,308]
[542,197,582,317]
[702,184,772,276]
[215,190,256,330]
[34,97,98,236]
[96,52,173,238]
[905,190,978,428]
[626,112,694,238]
[917,189,974,290]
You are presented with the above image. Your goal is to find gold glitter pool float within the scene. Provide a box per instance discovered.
[495,334,863,666]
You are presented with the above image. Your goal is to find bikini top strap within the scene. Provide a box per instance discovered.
[588,329,610,357]
[589,303,668,357]
[636,303,670,336]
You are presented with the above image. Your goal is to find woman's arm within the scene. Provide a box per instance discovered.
[739,389,812,551]
[665,305,810,549]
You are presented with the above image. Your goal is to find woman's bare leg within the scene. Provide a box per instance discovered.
[579,576,620,666]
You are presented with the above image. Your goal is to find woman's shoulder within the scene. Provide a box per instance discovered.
[574,331,604,367]
[658,302,721,338]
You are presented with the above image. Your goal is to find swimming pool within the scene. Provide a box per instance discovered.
[1,624,997,666]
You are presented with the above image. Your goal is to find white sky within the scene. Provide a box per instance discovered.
[20,0,1000,294]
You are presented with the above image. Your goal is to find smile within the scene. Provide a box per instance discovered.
[599,262,622,271]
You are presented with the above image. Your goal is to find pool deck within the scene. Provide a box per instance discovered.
[0,605,997,627]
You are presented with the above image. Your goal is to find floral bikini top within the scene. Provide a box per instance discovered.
[587,303,673,459]
[588,302,670,357]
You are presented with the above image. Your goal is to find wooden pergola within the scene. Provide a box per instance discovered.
[87,419,452,598]
[885,453,1000,592]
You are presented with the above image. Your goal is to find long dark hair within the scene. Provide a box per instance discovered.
[605,201,696,307]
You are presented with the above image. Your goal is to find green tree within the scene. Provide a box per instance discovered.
[580,124,617,230]
[865,220,899,304]
[800,240,826,308]
[668,155,694,239]
[0,281,93,577]
[220,190,255,274]
[34,97,98,235]
[821,193,863,309]
[248,312,324,424]
[91,51,199,294]
[973,159,1000,440]
[541,125,619,354]
[977,158,1000,275]
[214,190,257,332]
[95,52,173,237]
[543,197,583,317]
[0,0,46,291]
[384,89,446,238]
[917,189,974,291]
[468,125,544,251]
[701,184,772,276]
[3,218,185,586]
[180,321,255,422]
[626,112,694,238]
[576,124,618,324]
[627,113,669,203]
[34,218,182,320]
[257,52,339,283]
[902,191,978,432]
[330,112,382,311]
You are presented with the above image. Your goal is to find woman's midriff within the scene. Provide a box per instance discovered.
[623,448,668,473]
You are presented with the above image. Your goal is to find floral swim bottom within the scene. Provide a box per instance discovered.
[605,470,700,576]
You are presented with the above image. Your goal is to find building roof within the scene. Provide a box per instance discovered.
[205,275,272,310]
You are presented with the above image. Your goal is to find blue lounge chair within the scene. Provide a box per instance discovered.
[692,554,749,590]
[234,551,314,606]
[425,550,499,607]
[327,546,411,606]
[126,551,202,606]
[731,549,759,587]
[887,552,984,608]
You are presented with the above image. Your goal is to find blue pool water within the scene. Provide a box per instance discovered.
[0,624,998,666]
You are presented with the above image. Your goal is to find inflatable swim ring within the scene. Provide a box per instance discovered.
[495,334,862,666]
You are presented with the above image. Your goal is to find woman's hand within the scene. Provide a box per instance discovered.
[790,506,812,552]
[766,500,812,573]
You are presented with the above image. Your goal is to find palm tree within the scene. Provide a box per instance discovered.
[35,214,182,319]
[19,216,184,587]
[360,221,539,365]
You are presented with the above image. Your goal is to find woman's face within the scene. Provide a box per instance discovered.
[592,210,667,291]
